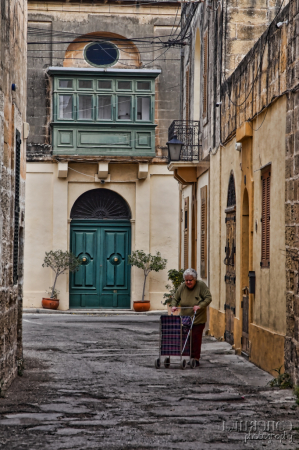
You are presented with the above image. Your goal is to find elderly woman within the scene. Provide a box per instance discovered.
[171,268,212,366]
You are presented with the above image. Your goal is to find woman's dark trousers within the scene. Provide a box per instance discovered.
[191,323,205,360]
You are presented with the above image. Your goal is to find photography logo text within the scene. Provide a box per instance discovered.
[222,420,293,444]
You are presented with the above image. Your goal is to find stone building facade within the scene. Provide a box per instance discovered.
[284,3,299,383]
[219,0,299,380]
[167,0,299,377]
[168,0,282,283]
[0,0,27,389]
[24,0,181,310]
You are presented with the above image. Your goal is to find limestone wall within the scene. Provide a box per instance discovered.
[216,0,299,379]
[179,0,281,161]
[0,0,27,389]
[285,3,299,380]
[220,2,291,143]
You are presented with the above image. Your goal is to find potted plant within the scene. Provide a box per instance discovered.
[42,250,82,310]
[128,250,167,312]
[163,269,184,314]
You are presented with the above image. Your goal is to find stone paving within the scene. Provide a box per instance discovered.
[0,313,298,449]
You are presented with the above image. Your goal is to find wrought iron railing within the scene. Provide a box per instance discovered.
[168,120,201,162]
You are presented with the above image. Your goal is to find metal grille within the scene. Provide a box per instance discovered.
[227,173,236,207]
[70,188,131,220]
[168,120,201,162]
[13,130,21,285]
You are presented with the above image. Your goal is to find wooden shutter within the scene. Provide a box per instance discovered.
[191,189,197,270]
[261,168,271,268]
[13,130,21,285]
[200,186,207,278]
[203,31,208,119]
[185,67,190,126]
[184,197,189,270]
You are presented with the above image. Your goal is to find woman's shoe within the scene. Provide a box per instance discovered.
[187,359,200,367]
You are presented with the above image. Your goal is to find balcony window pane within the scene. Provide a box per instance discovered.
[118,81,131,90]
[137,81,150,90]
[78,95,93,119]
[79,79,92,89]
[98,80,112,89]
[59,95,73,119]
[59,79,73,89]
[118,96,131,120]
[98,96,112,120]
[137,97,150,121]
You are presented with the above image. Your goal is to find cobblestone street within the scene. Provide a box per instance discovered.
[0,313,298,449]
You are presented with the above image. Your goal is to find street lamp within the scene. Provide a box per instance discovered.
[166,135,183,161]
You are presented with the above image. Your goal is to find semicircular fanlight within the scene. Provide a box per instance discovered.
[70,188,131,220]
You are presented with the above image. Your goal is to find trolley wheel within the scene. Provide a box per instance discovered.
[155,358,161,369]
[180,359,187,370]
[190,358,197,369]
[164,357,170,368]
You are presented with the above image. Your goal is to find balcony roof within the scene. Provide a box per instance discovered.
[168,161,209,171]
[48,67,161,78]
[168,160,210,185]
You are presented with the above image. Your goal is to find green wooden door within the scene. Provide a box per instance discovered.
[70,221,131,308]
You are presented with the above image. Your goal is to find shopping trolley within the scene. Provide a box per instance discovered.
[154,308,197,370]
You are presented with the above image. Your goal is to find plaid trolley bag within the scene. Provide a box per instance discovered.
[155,315,197,370]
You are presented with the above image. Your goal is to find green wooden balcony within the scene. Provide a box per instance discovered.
[52,123,156,157]
[48,67,161,157]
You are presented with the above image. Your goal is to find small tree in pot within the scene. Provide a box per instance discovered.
[128,250,167,312]
[162,268,184,305]
[42,250,82,310]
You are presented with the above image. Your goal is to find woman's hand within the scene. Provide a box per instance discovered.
[171,307,178,313]
[193,305,200,312]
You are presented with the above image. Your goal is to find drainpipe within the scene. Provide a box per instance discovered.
[180,47,184,120]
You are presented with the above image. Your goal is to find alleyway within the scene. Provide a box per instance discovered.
[0,313,298,449]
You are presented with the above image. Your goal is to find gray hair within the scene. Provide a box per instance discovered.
[183,268,198,280]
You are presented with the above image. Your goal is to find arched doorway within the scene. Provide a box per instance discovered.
[69,188,131,309]
[224,172,236,344]
[241,188,250,354]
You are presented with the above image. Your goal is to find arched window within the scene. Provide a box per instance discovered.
[227,172,236,207]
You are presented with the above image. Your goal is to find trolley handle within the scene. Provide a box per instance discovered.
[171,306,201,315]
[177,306,201,308]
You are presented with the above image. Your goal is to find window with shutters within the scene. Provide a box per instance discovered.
[185,67,190,125]
[203,31,208,121]
[261,167,271,268]
[13,130,21,285]
[200,186,207,278]
[184,197,189,270]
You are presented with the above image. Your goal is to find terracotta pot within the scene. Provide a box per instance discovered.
[133,301,150,312]
[42,297,59,310]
